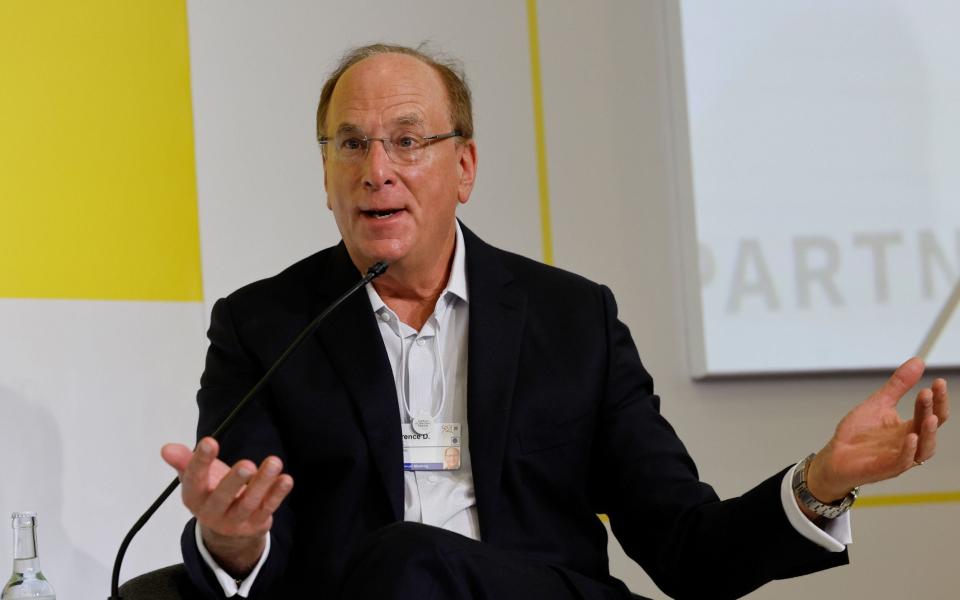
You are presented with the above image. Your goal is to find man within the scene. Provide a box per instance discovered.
[161,44,950,599]
[444,447,461,470]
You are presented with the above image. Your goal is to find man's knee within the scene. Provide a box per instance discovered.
[352,521,466,567]
[340,523,598,600]
[340,522,464,598]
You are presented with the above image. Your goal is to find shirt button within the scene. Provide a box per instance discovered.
[427,475,439,483]
[416,338,426,346]
[379,312,390,322]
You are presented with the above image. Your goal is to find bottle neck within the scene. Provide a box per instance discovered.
[12,524,39,561]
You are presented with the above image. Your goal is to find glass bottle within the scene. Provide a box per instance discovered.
[1,512,55,600]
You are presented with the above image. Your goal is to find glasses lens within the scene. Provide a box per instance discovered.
[385,133,424,164]
[333,135,368,162]
[329,132,445,164]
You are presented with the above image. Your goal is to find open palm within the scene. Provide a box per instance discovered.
[807,358,949,502]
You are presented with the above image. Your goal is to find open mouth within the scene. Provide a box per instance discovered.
[363,209,402,219]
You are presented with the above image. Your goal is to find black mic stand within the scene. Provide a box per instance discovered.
[108,261,388,599]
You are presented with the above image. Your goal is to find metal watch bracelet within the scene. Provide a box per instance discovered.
[792,453,859,519]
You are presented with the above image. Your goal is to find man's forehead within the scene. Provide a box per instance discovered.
[327,54,449,129]
[335,113,425,135]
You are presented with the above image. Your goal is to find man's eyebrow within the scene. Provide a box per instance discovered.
[332,123,365,137]
[331,115,424,136]
[392,114,425,129]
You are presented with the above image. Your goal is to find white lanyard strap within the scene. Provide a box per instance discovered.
[398,328,447,424]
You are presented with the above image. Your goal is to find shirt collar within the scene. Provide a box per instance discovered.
[445,221,468,304]
[365,220,469,316]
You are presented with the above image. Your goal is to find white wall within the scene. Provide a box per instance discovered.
[0,300,203,596]
[678,0,960,375]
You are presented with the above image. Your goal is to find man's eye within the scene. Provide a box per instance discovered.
[340,138,364,151]
[395,136,419,149]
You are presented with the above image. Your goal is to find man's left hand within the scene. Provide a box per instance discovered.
[805,357,950,505]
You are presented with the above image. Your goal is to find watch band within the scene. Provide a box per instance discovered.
[792,453,859,519]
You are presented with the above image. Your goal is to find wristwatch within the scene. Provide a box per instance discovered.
[792,453,859,519]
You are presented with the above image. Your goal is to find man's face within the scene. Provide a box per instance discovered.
[322,53,477,272]
[444,447,460,469]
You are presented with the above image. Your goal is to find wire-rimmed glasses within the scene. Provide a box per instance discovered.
[318,130,462,165]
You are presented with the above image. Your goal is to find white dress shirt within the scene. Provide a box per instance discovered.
[199,222,849,597]
[367,222,480,539]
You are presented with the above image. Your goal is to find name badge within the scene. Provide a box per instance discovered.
[402,422,461,471]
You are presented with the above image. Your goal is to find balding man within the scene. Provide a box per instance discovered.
[162,43,949,599]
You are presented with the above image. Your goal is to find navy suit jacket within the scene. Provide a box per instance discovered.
[181,223,847,599]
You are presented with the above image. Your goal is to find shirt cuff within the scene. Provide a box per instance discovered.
[780,462,852,552]
[194,522,271,598]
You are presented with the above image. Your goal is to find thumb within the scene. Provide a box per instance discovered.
[161,443,194,474]
[876,357,925,405]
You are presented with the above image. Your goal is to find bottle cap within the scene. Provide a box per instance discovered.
[11,512,38,527]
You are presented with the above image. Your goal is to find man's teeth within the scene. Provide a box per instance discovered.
[368,209,399,218]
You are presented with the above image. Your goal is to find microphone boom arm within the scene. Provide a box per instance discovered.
[108,261,388,599]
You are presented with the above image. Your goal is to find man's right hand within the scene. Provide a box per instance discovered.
[161,437,294,577]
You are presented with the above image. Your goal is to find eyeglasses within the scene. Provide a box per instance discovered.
[318,130,462,165]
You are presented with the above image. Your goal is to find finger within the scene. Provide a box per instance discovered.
[228,456,284,521]
[161,443,194,474]
[247,474,294,528]
[875,357,925,406]
[180,438,221,508]
[896,432,919,473]
[915,414,939,464]
[932,378,950,426]
[182,437,219,488]
[201,459,257,520]
[912,388,933,434]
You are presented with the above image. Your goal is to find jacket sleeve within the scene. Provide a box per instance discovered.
[180,296,294,598]
[592,285,847,600]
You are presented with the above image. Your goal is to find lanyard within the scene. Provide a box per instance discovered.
[398,322,447,435]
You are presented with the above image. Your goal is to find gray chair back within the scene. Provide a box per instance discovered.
[117,563,201,599]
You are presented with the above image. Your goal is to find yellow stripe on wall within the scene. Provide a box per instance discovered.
[594,489,960,523]
[0,1,202,302]
[856,490,960,508]
[526,0,554,266]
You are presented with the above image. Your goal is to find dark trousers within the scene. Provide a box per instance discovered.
[339,522,647,600]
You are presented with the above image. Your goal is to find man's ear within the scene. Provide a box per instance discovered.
[456,139,478,205]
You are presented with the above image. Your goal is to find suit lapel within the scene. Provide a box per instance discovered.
[313,244,404,521]
[462,225,527,541]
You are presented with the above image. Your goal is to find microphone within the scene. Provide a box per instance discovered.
[108,260,389,599]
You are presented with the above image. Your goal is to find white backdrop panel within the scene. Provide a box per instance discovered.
[0,299,203,596]
[679,0,960,375]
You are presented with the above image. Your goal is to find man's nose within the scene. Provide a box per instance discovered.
[361,139,395,190]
